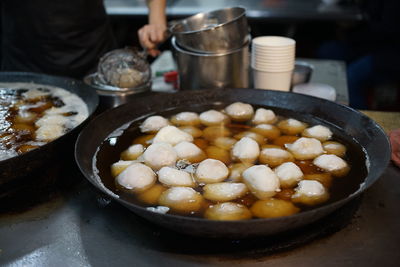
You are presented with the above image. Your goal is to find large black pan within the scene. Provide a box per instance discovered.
[0,72,98,195]
[75,88,390,238]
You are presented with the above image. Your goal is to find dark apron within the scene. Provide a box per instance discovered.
[0,0,117,79]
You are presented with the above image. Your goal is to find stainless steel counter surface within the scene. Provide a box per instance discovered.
[0,163,399,266]
[301,58,349,105]
[105,0,363,21]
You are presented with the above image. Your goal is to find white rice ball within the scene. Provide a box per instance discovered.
[139,115,169,133]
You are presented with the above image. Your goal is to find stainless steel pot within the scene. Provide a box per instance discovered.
[170,7,249,53]
[172,36,249,90]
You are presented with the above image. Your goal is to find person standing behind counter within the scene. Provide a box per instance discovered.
[0,0,167,79]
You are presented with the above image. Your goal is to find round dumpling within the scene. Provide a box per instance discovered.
[251,198,300,218]
[228,162,253,182]
[259,147,294,167]
[116,163,156,192]
[158,166,195,187]
[322,141,346,157]
[35,114,68,128]
[213,136,237,150]
[203,126,231,141]
[153,125,193,146]
[142,142,177,170]
[242,165,280,199]
[273,135,299,147]
[274,162,303,188]
[277,118,307,135]
[174,141,206,163]
[251,108,277,124]
[292,180,329,205]
[250,124,281,140]
[120,144,144,160]
[136,184,168,205]
[303,173,333,188]
[133,134,155,146]
[158,187,204,214]
[313,154,350,177]
[231,137,260,163]
[178,126,203,138]
[111,160,136,177]
[224,102,254,122]
[199,110,229,126]
[139,115,169,133]
[35,124,64,141]
[203,182,248,202]
[205,202,252,220]
[234,131,266,146]
[285,137,324,160]
[195,158,229,184]
[302,125,333,142]
[205,146,231,165]
[170,112,200,126]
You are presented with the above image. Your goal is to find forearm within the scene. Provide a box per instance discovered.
[147,0,167,26]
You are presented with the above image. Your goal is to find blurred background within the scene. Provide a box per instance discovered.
[1,0,399,110]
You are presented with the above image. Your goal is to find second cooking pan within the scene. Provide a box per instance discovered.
[0,72,98,196]
[75,88,390,238]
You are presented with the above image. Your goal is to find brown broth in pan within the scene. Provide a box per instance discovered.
[96,105,368,219]
[0,83,88,161]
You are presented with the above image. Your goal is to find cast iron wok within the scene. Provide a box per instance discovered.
[0,72,98,195]
[75,88,390,238]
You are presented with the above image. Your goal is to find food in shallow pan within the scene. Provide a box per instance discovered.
[0,82,88,161]
[107,102,354,220]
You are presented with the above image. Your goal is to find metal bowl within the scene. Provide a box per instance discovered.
[170,7,249,53]
[291,61,314,86]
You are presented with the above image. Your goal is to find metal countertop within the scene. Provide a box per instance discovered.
[302,58,349,105]
[0,163,399,266]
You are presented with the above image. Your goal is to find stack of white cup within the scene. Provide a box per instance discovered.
[251,36,296,91]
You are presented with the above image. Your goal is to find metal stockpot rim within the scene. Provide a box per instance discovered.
[172,35,250,56]
[170,7,246,35]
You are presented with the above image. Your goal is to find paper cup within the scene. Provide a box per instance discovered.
[251,64,295,73]
[252,52,295,59]
[253,68,293,91]
[252,47,295,53]
[252,36,296,48]
[252,57,295,65]
[252,60,295,72]
[252,51,295,58]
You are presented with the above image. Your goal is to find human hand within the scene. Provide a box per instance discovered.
[389,129,400,168]
[138,24,167,57]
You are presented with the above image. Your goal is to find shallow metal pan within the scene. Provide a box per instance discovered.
[0,72,98,195]
[75,88,390,238]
